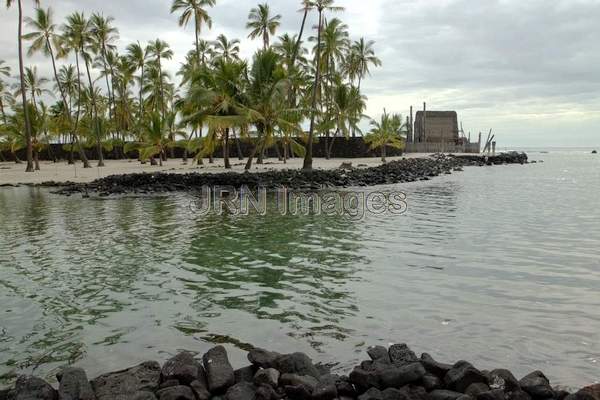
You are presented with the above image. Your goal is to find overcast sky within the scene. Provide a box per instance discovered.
[1,0,599,147]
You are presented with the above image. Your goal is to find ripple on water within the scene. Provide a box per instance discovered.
[0,152,599,388]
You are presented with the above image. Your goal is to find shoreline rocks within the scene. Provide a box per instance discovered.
[2,343,596,400]
[48,152,529,197]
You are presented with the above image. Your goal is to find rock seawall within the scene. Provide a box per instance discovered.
[1,343,597,400]
[51,152,529,197]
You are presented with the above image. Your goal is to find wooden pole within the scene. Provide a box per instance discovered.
[423,102,427,143]
[409,105,413,143]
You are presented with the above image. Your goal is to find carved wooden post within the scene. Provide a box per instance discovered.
[423,102,427,143]
[409,105,414,143]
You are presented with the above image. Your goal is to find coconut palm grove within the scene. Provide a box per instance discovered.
[0,0,400,172]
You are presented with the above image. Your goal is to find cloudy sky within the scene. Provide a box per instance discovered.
[1,0,599,147]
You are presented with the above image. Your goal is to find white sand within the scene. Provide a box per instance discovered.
[0,155,433,185]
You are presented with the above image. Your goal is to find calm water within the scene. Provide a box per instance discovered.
[0,151,599,388]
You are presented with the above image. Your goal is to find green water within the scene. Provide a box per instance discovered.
[1,151,599,388]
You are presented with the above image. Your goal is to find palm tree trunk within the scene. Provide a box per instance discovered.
[17,0,34,172]
[84,53,105,167]
[236,135,243,160]
[194,19,201,67]
[157,56,166,122]
[245,129,263,171]
[183,128,193,164]
[291,8,309,66]
[0,97,7,125]
[382,145,386,163]
[13,149,22,163]
[303,9,323,171]
[34,148,40,170]
[224,128,231,169]
[352,76,362,138]
[73,51,91,168]
[139,64,145,124]
[328,129,339,157]
[274,140,283,161]
[245,142,259,171]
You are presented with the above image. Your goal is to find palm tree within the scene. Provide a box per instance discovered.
[274,33,307,71]
[6,0,40,172]
[318,18,349,76]
[185,58,248,169]
[20,66,50,110]
[196,39,214,65]
[326,81,365,156]
[171,0,215,67]
[0,60,10,77]
[61,12,97,167]
[364,109,406,163]
[246,3,281,50]
[213,34,240,62]
[90,13,119,127]
[298,0,344,170]
[244,49,302,170]
[302,0,344,170]
[346,38,381,90]
[126,41,148,127]
[0,61,11,125]
[147,39,173,122]
[76,14,106,167]
[139,112,171,166]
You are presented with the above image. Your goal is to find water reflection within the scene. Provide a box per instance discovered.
[0,189,365,386]
[1,153,600,388]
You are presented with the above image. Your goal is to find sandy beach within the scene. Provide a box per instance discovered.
[0,156,431,185]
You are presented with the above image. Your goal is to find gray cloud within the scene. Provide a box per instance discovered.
[1,0,599,146]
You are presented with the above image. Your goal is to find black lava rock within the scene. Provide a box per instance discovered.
[273,353,320,379]
[350,367,382,393]
[422,373,443,392]
[56,367,94,400]
[380,363,427,389]
[430,390,465,400]
[368,347,391,362]
[283,385,312,400]
[91,361,161,400]
[253,369,279,388]
[190,380,211,400]
[279,374,318,392]
[14,376,57,400]
[203,346,235,394]
[465,383,490,398]
[312,382,337,400]
[161,352,201,385]
[235,367,257,384]
[133,392,158,400]
[518,371,554,399]
[388,344,419,367]
[421,353,453,378]
[477,390,505,400]
[248,349,281,369]
[568,385,600,400]
[159,380,180,390]
[488,369,519,392]
[358,388,383,400]
[225,382,257,400]
[156,385,195,400]
[444,361,487,393]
